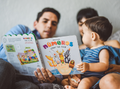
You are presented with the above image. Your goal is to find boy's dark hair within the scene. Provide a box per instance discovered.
[36,7,61,23]
[77,7,98,23]
[84,16,112,41]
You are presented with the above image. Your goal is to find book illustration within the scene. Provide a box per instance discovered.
[6,45,15,52]
[64,48,71,63]
[45,48,75,75]
[56,49,65,64]
[46,55,57,67]
[49,50,61,64]
[17,49,39,65]
[2,34,43,76]
[69,60,75,68]
[38,35,83,75]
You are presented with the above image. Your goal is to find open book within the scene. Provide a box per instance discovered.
[2,33,83,76]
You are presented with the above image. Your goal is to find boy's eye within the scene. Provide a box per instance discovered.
[82,31,84,34]
[79,23,83,26]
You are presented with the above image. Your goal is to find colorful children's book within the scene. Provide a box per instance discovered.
[2,33,83,76]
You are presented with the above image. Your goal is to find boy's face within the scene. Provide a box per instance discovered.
[82,24,92,47]
[34,12,58,39]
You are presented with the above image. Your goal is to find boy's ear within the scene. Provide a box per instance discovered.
[91,32,97,41]
[33,21,37,28]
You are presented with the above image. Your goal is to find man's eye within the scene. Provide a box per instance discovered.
[52,22,57,26]
[43,21,47,23]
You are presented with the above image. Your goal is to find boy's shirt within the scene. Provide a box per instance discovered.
[80,46,120,65]
[80,45,110,78]
[80,46,120,87]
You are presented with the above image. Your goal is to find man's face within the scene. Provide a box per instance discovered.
[34,12,58,39]
[78,17,87,36]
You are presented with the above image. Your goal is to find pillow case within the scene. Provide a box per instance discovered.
[108,30,120,43]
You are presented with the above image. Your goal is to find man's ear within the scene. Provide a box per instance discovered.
[33,21,37,28]
[91,32,97,41]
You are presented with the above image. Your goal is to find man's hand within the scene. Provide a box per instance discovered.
[34,68,56,83]
[105,64,120,74]
[76,62,89,72]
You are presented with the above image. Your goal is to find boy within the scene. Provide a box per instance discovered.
[63,16,113,89]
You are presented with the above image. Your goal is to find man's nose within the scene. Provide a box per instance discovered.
[47,22,52,28]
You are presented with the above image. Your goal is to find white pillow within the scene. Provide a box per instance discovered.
[108,30,120,43]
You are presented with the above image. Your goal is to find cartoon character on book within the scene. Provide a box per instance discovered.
[45,48,75,75]
[45,55,57,67]
[17,49,39,65]
[56,49,65,64]
[49,50,61,64]
[64,48,71,63]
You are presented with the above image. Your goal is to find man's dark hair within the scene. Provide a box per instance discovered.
[76,7,98,23]
[84,16,113,41]
[36,7,61,23]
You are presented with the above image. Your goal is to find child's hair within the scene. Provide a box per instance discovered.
[76,7,98,23]
[84,16,112,41]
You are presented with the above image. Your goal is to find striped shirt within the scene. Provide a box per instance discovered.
[81,45,110,78]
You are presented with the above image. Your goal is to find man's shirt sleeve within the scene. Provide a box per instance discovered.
[5,24,32,35]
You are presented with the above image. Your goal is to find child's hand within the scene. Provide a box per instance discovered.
[64,85,76,89]
[68,75,80,88]
[76,62,89,72]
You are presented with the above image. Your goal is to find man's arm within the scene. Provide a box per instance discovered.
[5,25,32,35]
[79,44,86,49]
[79,40,120,50]
[104,40,120,48]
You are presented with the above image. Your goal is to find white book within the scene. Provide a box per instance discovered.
[2,33,83,76]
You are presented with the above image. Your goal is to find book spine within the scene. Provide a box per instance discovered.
[36,40,45,68]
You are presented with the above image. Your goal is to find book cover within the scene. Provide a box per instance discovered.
[2,34,83,76]
[2,34,43,76]
[37,35,83,75]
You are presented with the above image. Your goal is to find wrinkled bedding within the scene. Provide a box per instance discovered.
[108,30,120,43]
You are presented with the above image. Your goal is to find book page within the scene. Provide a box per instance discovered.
[38,35,83,75]
[2,34,42,76]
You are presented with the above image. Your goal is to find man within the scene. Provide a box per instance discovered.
[0,7,64,89]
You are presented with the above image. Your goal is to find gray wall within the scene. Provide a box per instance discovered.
[0,0,120,45]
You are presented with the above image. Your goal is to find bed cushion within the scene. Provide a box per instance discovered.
[108,30,120,43]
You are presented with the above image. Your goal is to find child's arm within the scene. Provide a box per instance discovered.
[77,49,109,72]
